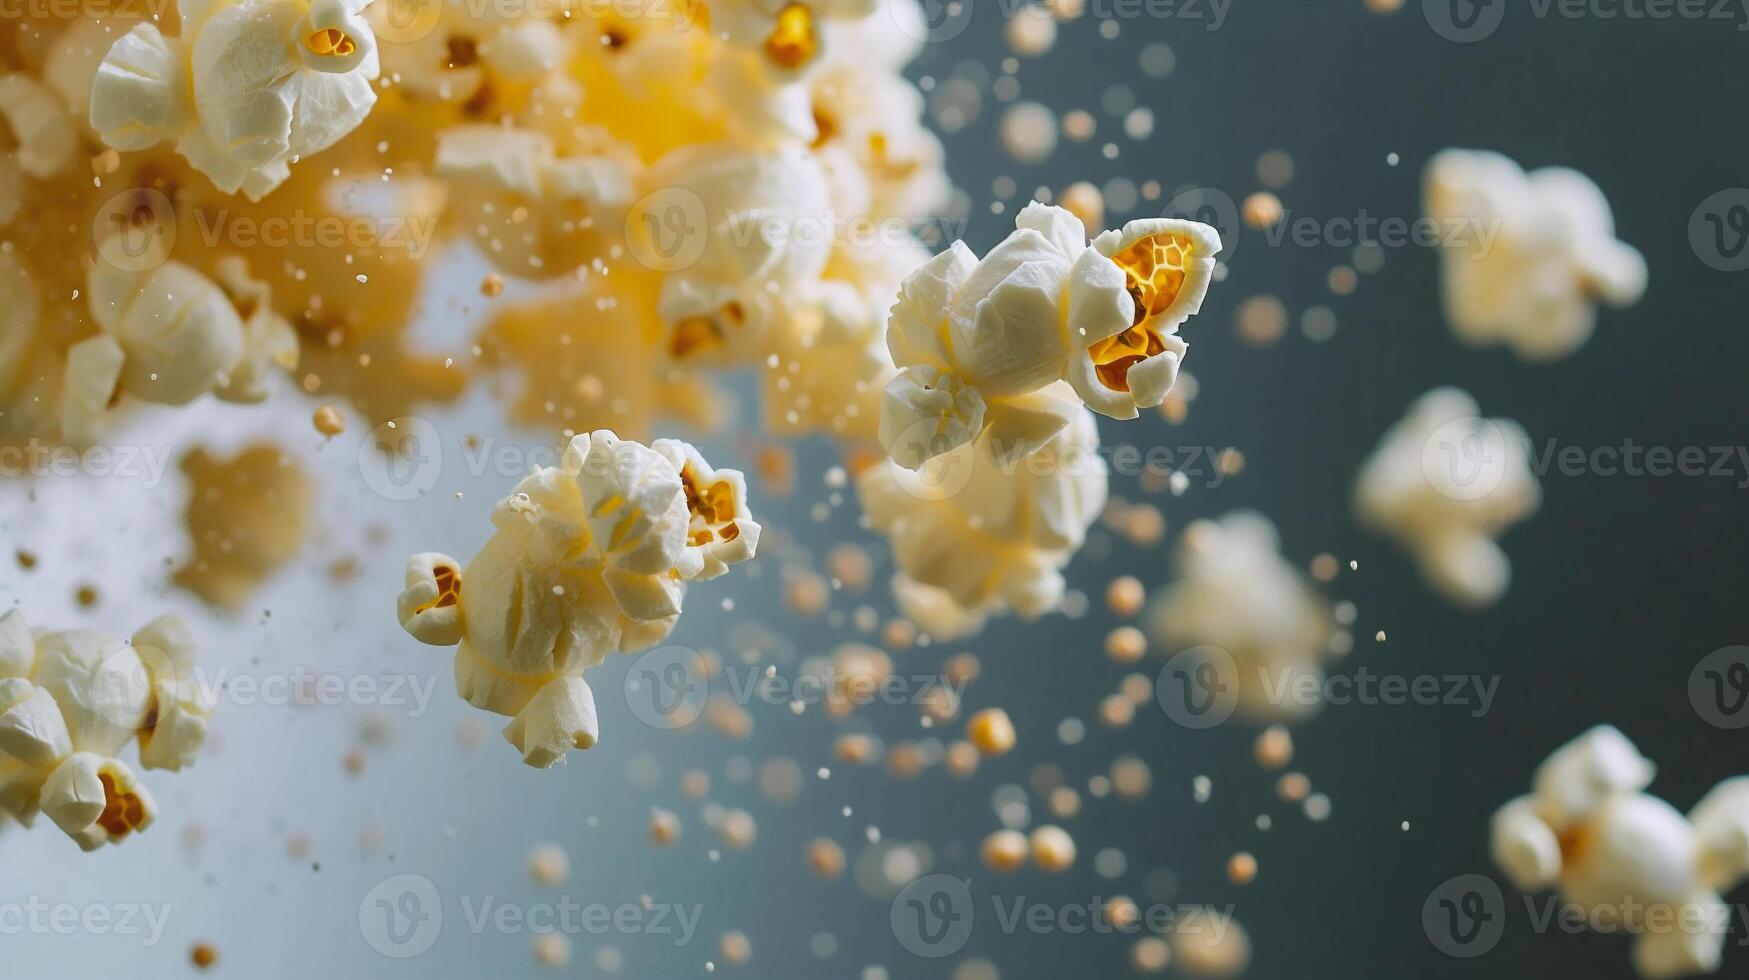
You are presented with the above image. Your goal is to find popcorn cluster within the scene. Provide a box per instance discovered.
[1424,149,1646,361]
[0,610,212,850]
[397,430,759,767]
[858,382,1107,638]
[880,202,1219,470]
[1353,388,1541,609]
[1492,727,1749,978]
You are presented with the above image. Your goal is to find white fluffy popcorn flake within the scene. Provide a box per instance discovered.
[91,0,382,200]
[879,201,1220,471]
[62,255,298,446]
[1492,727,1749,978]
[857,381,1106,639]
[627,143,834,365]
[396,430,760,768]
[1425,149,1646,361]
[0,610,213,851]
[1353,388,1540,609]
[1148,511,1334,723]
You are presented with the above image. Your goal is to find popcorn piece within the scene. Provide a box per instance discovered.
[0,610,211,851]
[91,0,382,200]
[859,382,1107,637]
[0,73,79,224]
[712,0,876,74]
[67,257,298,445]
[630,144,833,364]
[1491,727,1749,979]
[1353,388,1541,608]
[174,444,312,610]
[434,124,637,279]
[396,430,759,768]
[1149,511,1334,722]
[881,202,1219,469]
[1425,149,1646,360]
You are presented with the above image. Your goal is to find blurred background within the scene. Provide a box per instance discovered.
[4,1,1749,978]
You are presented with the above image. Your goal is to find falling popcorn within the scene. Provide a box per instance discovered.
[880,201,1220,470]
[858,382,1107,638]
[0,610,212,851]
[1491,727,1749,978]
[1425,149,1646,361]
[90,0,382,199]
[396,430,760,768]
[1149,511,1335,722]
[1353,388,1540,608]
[64,256,298,446]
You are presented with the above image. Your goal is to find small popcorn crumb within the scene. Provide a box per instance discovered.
[1254,725,1294,770]
[191,943,217,969]
[807,838,846,879]
[1029,825,1076,872]
[719,931,752,965]
[981,829,1029,872]
[967,708,1016,757]
[1227,851,1258,885]
[481,274,504,297]
[313,405,345,436]
[532,933,572,968]
[1241,192,1283,229]
[1106,576,1145,617]
[1105,626,1146,663]
[528,843,570,887]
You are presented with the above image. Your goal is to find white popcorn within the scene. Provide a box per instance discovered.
[396,430,759,767]
[0,610,212,851]
[1492,727,1749,978]
[91,0,381,200]
[65,255,297,445]
[434,124,637,276]
[881,202,1219,469]
[762,238,924,442]
[858,382,1106,637]
[630,144,834,364]
[1148,512,1334,722]
[0,73,78,226]
[1425,149,1646,361]
[1353,388,1540,609]
[373,0,569,104]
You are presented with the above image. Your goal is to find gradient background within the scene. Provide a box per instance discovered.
[4,1,1749,977]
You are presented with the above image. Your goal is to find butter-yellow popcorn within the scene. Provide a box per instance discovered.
[1425,149,1646,361]
[397,430,759,767]
[1492,727,1749,978]
[881,201,1220,470]
[0,610,211,851]
[1148,512,1334,722]
[91,0,381,199]
[713,0,875,74]
[64,256,297,446]
[858,382,1105,639]
[1353,388,1540,609]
